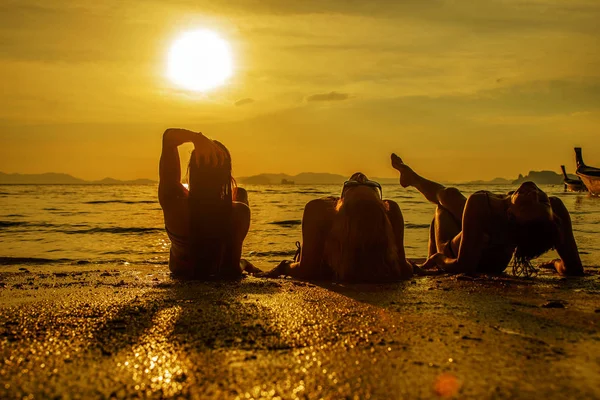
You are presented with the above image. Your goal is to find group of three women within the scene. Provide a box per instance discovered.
[159,128,584,281]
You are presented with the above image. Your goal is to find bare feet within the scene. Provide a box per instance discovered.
[254,260,292,278]
[240,259,262,274]
[390,153,415,188]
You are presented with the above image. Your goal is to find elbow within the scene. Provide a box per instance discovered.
[162,128,173,144]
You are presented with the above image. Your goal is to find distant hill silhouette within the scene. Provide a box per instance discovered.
[463,177,512,185]
[1,169,577,186]
[239,170,578,186]
[511,170,577,185]
[237,173,400,185]
[238,173,344,185]
[0,172,155,185]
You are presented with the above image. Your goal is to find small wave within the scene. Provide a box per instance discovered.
[0,221,63,229]
[0,221,163,235]
[0,256,169,266]
[87,199,157,205]
[405,223,430,229]
[291,190,329,195]
[0,256,74,265]
[248,250,297,257]
[64,227,163,235]
[0,221,28,228]
[268,220,302,226]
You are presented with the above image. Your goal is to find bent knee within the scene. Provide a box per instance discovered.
[384,199,401,214]
[434,204,453,219]
[439,187,462,202]
[233,187,249,205]
[232,202,250,228]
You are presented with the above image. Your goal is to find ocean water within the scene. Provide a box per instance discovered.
[1,183,599,271]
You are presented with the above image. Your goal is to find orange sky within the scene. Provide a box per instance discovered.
[1,1,599,182]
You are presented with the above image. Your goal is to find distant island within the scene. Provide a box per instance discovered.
[0,172,156,185]
[239,170,577,186]
[510,170,578,185]
[0,170,577,186]
[237,173,401,185]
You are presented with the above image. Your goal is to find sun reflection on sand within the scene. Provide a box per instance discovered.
[115,306,187,397]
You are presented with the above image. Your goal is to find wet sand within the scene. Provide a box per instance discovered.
[1,264,599,399]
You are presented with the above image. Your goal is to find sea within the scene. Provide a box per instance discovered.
[1,183,599,271]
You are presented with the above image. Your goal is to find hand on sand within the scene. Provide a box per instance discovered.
[390,153,414,188]
[253,260,291,278]
[413,253,446,275]
[412,263,445,276]
[537,259,560,272]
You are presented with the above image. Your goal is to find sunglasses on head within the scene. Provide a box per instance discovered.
[341,179,383,199]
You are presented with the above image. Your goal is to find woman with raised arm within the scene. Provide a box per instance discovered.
[260,172,413,282]
[390,153,584,276]
[159,128,253,279]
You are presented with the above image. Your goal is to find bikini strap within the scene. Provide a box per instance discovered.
[293,241,301,263]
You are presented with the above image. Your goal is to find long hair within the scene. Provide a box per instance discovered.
[187,141,236,278]
[509,217,561,277]
[326,197,402,282]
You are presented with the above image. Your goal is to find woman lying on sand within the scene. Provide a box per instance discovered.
[390,154,584,276]
[159,128,254,279]
[259,172,414,282]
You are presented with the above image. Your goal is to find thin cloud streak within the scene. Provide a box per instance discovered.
[306,91,351,102]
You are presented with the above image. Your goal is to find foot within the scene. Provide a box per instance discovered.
[254,260,292,278]
[240,259,262,274]
[390,153,415,188]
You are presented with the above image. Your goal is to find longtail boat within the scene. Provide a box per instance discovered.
[561,165,587,192]
[575,147,600,196]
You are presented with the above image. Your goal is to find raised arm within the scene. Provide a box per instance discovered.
[159,128,223,205]
[548,197,584,276]
[159,128,197,200]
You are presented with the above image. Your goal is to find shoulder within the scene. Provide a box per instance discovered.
[304,196,339,215]
[549,196,566,209]
[306,196,339,206]
[463,192,492,219]
[549,196,569,217]
[466,191,490,206]
[158,182,188,209]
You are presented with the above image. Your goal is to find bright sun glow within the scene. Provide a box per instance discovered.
[167,30,233,92]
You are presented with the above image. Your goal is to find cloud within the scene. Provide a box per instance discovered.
[234,98,255,106]
[306,91,351,102]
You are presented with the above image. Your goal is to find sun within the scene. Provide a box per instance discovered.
[167,29,233,92]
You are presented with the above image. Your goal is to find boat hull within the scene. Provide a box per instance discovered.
[565,181,587,192]
[577,172,600,195]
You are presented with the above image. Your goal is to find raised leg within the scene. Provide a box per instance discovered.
[233,187,249,206]
[391,153,467,222]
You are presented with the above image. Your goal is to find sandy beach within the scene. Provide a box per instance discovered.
[1,264,599,399]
